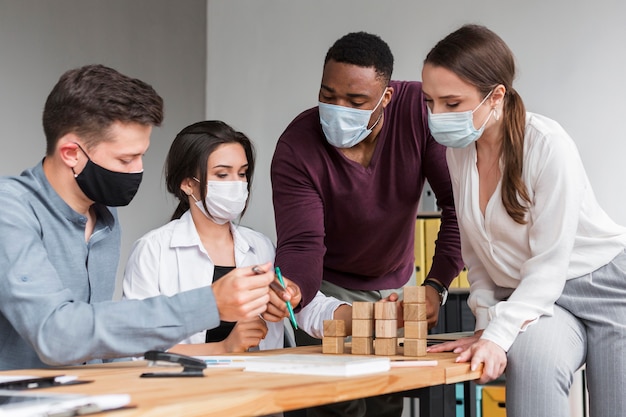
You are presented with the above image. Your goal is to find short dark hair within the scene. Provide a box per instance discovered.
[165,120,255,221]
[324,32,394,84]
[43,64,164,155]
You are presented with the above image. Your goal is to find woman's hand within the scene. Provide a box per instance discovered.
[428,330,506,384]
[457,338,507,384]
[427,331,482,354]
[222,317,268,353]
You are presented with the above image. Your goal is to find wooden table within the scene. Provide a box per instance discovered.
[0,346,480,416]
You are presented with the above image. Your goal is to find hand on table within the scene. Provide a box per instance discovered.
[427,330,507,384]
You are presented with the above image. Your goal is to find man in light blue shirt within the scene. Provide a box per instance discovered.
[0,64,276,370]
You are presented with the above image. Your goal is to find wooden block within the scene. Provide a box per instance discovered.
[322,336,345,354]
[351,337,374,355]
[352,319,374,337]
[375,319,398,338]
[403,338,427,357]
[403,303,427,321]
[323,320,346,337]
[374,301,398,319]
[352,301,374,319]
[404,320,428,339]
[403,286,426,304]
[374,337,397,356]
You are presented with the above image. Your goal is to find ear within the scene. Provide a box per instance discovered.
[179,178,196,196]
[382,86,394,108]
[490,84,507,108]
[57,133,82,169]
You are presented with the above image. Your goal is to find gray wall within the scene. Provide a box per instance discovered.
[0,0,206,296]
[1,1,625,294]
[206,0,626,242]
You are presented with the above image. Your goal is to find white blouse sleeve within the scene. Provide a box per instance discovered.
[122,236,162,300]
[296,291,349,339]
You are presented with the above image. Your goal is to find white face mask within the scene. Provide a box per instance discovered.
[318,89,386,148]
[427,90,494,148]
[192,180,249,225]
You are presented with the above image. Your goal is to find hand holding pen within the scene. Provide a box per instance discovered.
[258,265,301,327]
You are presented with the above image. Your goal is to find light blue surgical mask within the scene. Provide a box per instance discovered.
[318,89,386,148]
[427,90,494,148]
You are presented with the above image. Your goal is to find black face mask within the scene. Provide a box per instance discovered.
[73,144,143,207]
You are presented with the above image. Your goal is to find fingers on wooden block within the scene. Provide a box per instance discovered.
[323,320,346,337]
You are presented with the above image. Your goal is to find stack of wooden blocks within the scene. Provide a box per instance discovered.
[349,301,374,355]
[402,286,428,356]
[322,286,428,357]
[322,318,347,354]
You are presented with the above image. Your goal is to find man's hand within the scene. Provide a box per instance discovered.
[423,284,442,329]
[381,292,403,328]
[263,273,302,322]
[212,262,274,322]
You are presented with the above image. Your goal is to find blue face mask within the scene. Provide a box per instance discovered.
[318,89,386,148]
[427,90,494,148]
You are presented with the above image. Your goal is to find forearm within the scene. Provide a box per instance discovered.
[14,288,219,365]
[272,142,326,307]
[424,143,463,288]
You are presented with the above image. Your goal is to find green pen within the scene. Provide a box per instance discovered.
[275,266,298,329]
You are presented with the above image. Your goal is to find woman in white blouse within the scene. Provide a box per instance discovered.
[422,25,626,417]
[123,120,349,355]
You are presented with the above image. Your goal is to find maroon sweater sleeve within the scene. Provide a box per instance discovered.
[421,128,464,288]
[271,110,327,307]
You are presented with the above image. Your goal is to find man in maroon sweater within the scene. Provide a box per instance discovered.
[270,32,463,417]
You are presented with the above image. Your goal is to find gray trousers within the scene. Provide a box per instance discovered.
[506,250,626,417]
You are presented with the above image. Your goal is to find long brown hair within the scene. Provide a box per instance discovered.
[425,24,531,224]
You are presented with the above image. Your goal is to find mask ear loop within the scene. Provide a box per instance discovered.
[71,142,90,178]
[366,88,388,130]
